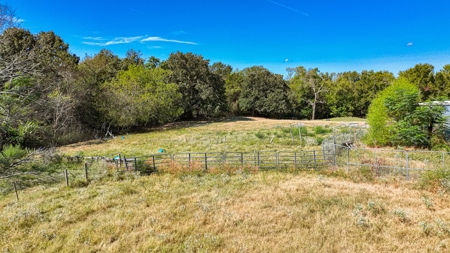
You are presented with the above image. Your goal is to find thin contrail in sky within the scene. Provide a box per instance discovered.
[266,0,309,17]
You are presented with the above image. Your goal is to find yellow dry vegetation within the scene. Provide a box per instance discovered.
[1,170,449,252]
[58,117,364,157]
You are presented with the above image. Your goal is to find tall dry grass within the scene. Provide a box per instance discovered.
[1,168,450,252]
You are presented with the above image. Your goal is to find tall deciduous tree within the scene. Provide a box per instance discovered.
[165,52,227,118]
[101,65,182,128]
[399,63,435,100]
[0,3,18,32]
[289,67,331,120]
[239,66,292,118]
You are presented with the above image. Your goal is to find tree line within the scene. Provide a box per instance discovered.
[2,26,450,149]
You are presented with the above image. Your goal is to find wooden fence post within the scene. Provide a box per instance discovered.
[119,153,122,169]
[84,162,89,182]
[241,152,244,167]
[152,156,156,170]
[134,158,137,170]
[64,169,69,187]
[13,182,19,202]
[204,153,208,171]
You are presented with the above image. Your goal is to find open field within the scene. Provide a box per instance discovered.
[59,117,366,157]
[1,169,450,252]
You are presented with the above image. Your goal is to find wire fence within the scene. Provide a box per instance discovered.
[335,147,450,180]
[3,123,450,201]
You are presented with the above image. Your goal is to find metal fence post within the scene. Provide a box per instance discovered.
[346,148,350,173]
[257,152,260,170]
[313,150,317,169]
[405,151,409,180]
[333,137,336,167]
[276,152,279,169]
[204,153,208,171]
[294,152,297,167]
[188,153,191,169]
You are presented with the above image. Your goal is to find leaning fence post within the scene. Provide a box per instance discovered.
[64,169,69,187]
[405,151,409,180]
[84,162,89,182]
[119,153,122,169]
[13,182,19,202]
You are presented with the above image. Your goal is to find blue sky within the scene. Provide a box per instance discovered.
[10,0,450,76]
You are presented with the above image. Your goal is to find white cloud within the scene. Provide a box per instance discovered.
[83,36,143,46]
[83,36,105,41]
[285,59,289,62]
[149,46,162,49]
[141,36,197,45]
[15,18,24,23]
[406,42,414,46]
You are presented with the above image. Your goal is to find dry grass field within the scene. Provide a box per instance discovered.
[59,117,365,157]
[1,169,449,252]
[4,116,448,252]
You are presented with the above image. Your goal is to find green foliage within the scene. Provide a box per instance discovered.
[101,65,183,128]
[366,77,418,146]
[419,168,450,193]
[385,90,446,148]
[0,144,27,172]
[166,52,227,118]
[399,63,435,100]
[239,66,292,118]
[314,126,332,135]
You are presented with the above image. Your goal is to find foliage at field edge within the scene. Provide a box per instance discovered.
[2,3,450,150]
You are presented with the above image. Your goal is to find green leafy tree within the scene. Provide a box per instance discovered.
[0,28,81,147]
[367,77,445,148]
[289,67,331,119]
[101,65,182,128]
[399,63,435,100]
[327,70,394,117]
[384,90,446,148]
[225,71,244,114]
[434,64,450,98]
[165,52,227,118]
[239,66,292,118]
